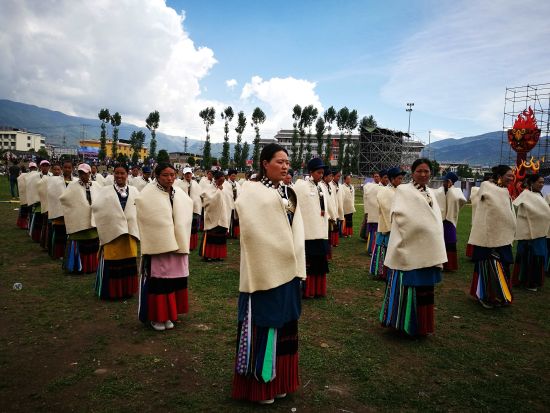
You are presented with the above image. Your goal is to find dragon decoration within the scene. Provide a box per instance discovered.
[507,106,542,198]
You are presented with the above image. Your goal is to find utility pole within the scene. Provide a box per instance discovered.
[406,102,414,135]
[428,130,431,160]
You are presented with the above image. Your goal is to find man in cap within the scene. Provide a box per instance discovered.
[130,166,151,191]
[434,171,466,271]
[294,158,330,298]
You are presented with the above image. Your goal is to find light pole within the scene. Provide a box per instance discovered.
[428,130,431,160]
[406,102,414,135]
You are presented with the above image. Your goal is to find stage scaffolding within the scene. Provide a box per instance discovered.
[358,127,407,175]
[500,83,550,174]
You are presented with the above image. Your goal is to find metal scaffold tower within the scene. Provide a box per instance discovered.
[500,83,550,174]
[358,127,405,175]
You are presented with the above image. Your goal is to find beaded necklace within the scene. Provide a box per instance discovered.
[156,182,175,201]
[261,176,296,222]
[413,181,433,207]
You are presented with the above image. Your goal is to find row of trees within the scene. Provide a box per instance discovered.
[199,104,377,174]
[97,109,160,165]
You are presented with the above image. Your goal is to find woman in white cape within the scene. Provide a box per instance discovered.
[92,164,140,300]
[136,163,193,331]
[380,159,447,337]
[231,143,306,404]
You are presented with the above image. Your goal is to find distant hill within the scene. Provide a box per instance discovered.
[0,99,233,157]
[423,131,548,166]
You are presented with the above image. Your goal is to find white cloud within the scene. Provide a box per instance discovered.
[0,0,220,138]
[240,76,324,139]
[380,0,550,130]
[225,79,238,89]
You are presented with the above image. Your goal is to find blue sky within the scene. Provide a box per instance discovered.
[2,0,550,145]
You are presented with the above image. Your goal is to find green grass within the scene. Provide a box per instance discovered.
[0,183,548,412]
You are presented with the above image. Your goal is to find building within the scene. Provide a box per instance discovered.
[0,127,45,152]
[79,139,148,161]
[402,138,426,170]
[169,152,203,169]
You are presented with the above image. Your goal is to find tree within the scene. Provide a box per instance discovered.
[199,107,215,169]
[359,115,377,131]
[250,107,266,170]
[290,105,302,170]
[343,109,358,174]
[456,164,473,178]
[336,107,349,170]
[220,106,234,169]
[350,141,360,175]
[98,108,111,162]
[146,110,160,162]
[187,156,196,167]
[431,159,441,176]
[301,105,318,165]
[315,117,325,161]
[110,111,122,161]
[323,106,336,165]
[233,111,247,171]
[129,130,146,165]
[241,141,250,170]
[157,149,170,164]
[37,148,49,159]
[116,153,129,164]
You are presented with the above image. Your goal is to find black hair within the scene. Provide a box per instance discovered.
[525,173,542,186]
[491,164,512,179]
[228,169,238,175]
[113,163,129,173]
[155,162,176,176]
[411,158,432,172]
[343,174,352,180]
[258,143,288,179]
[213,170,225,180]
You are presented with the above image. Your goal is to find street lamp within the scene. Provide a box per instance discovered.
[406,102,414,135]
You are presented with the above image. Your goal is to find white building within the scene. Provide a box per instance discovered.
[0,127,45,152]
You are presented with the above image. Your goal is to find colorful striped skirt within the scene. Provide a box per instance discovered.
[63,228,99,274]
[370,232,389,279]
[329,220,339,247]
[380,267,441,336]
[49,218,67,259]
[39,213,50,250]
[199,226,228,260]
[470,245,513,307]
[229,210,240,238]
[16,205,30,229]
[138,253,189,323]
[95,234,139,300]
[303,240,329,298]
[343,213,353,237]
[189,213,200,251]
[28,206,43,242]
[442,221,458,271]
[232,319,299,402]
[512,238,546,290]
[365,223,378,255]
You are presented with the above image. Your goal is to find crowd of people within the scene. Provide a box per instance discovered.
[9,145,550,405]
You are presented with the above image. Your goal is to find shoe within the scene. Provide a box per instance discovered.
[526,287,538,292]
[150,321,166,331]
[165,320,175,329]
[275,393,287,399]
[479,300,494,309]
[258,399,275,405]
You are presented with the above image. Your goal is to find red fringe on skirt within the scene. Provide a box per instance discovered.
[147,288,188,322]
[81,253,99,274]
[202,244,227,260]
[16,217,28,229]
[231,354,299,402]
[189,233,198,251]
[443,251,458,271]
[303,274,327,298]
[342,225,353,237]
[329,231,339,247]
[465,243,474,258]
[108,276,139,299]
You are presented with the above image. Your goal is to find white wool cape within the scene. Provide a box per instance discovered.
[92,185,140,246]
[135,184,193,255]
[364,183,381,223]
[468,182,516,248]
[329,181,344,220]
[236,182,306,293]
[17,173,28,205]
[321,182,337,220]
[377,185,397,233]
[47,177,76,219]
[470,186,480,223]
[37,175,50,213]
[384,183,447,271]
[342,184,356,215]
[25,171,41,205]
[59,181,99,234]
[92,173,106,186]
[512,190,550,240]
[199,176,212,190]
[293,179,329,240]
[130,177,150,192]
[202,186,231,230]
[176,179,202,214]
[433,186,467,228]
[222,180,241,210]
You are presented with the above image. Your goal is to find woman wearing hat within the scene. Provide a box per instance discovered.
[341,174,356,237]
[199,170,232,261]
[59,163,100,274]
[468,165,516,308]
[294,157,330,298]
[176,167,202,250]
[511,173,550,291]
[135,163,193,331]
[223,169,241,238]
[434,172,467,271]
[92,164,140,300]
[370,167,405,279]
[379,159,446,336]
[231,143,305,404]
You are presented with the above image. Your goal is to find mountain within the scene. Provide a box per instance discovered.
[423,131,548,166]
[0,99,233,157]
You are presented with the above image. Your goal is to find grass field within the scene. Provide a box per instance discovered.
[0,179,549,412]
